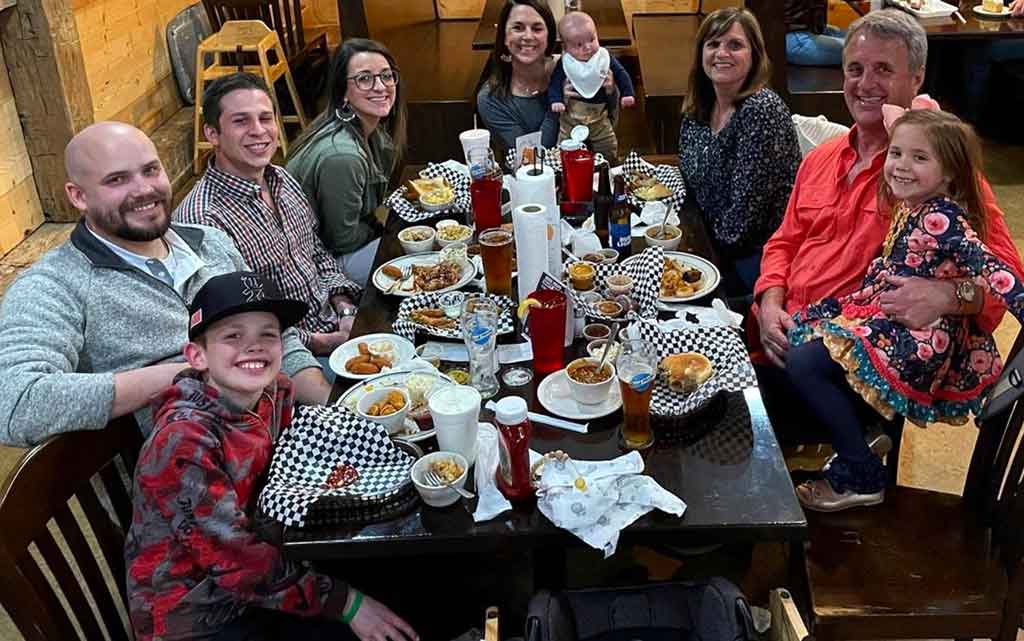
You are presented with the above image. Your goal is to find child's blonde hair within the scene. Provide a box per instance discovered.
[879,109,987,240]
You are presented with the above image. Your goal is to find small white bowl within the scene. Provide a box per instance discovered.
[419,193,456,212]
[398,226,436,254]
[411,451,469,507]
[436,223,473,248]
[356,387,410,435]
[565,357,616,405]
[645,224,682,251]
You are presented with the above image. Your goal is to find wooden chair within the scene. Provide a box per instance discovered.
[201,0,329,104]
[0,416,143,641]
[800,330,1024,641]
[193,20,309,173]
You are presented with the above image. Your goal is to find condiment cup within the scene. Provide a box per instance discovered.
[565,357,616,405]
[595,300,624,318]
[587,339,620,362]
[605,273,634,297]
[583,322,611,342]
[436,223,473,249]
[598,248,619,264]
[398,226,436,254]
[645,225,682,250]
[568,261,597,291]
[411,451,469,507]
[356,387,411,435]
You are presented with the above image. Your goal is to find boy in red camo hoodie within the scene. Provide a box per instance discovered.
[125,271,417,641]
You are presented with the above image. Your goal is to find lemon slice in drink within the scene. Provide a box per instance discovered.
[517,298,541,321]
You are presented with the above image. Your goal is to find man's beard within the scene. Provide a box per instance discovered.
[92,195,172,243]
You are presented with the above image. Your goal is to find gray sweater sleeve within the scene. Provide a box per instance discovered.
[0,268,114,447]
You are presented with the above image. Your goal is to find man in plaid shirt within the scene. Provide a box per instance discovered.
[175,73,361,357]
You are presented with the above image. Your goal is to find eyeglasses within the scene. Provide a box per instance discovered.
[347,69,399,91]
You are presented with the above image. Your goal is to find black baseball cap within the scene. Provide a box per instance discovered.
[188,271,308,340]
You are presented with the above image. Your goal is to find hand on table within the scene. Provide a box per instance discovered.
[757,297,795,368]
[348,591,418,641]
[879,274,954,330]
[309,329,351,356]
[1011,0,1024,16]
[551,101,566,113]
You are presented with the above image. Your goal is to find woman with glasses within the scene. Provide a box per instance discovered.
[677,8,800,300]
[287,39,407,287]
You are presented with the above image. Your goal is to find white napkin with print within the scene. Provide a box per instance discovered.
[562,48,611,99]
[535,451,686,557]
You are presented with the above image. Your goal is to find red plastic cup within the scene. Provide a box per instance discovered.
[560,141,594,203]
[527,289,567,376]
[471,173,503,231]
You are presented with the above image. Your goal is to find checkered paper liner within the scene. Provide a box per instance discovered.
[633,319,757,418]
[504,148,607,175]
[621,152,687,212]
[393,292,515,340]
[563,246,664,321]
[259,405,415,528]
[384,163,472,223]
[685,391,754,465]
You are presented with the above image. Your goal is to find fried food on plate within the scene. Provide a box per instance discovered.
[412,261,461,292]
[411,308,457,330]
[628,173,672,200]
[661,258,704,298]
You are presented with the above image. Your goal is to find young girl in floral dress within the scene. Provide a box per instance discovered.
[786,109,1024,512]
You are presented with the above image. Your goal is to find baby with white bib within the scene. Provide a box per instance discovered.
[547,11,635,163]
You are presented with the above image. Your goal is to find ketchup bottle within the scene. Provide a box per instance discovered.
[494,397,534,501]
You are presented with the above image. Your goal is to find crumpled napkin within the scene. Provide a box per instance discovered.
[536,451,686,557]
[472,423,513,522]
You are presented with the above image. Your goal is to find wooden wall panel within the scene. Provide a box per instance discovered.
[0,45,44,252]
[0,178,46,255]
[436,0,485,19]
[72,0,192,131]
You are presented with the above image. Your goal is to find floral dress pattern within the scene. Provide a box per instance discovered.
[789,196,1024,426]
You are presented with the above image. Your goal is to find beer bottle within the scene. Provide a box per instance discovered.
[609,175,632,258]
[593,163,612,248]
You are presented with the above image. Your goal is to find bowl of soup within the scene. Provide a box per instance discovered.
[565,357,615,405]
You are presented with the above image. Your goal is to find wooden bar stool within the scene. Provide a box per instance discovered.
[193,19,308,174]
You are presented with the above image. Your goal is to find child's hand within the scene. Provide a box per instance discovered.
[621,96,635,108]
[551,102,566,113]
[347,591,418,641]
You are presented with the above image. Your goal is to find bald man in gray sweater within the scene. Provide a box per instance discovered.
[0,122,331,447]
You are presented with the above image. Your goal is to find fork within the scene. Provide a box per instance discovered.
[423,470,475,499]
[385,265,412,294]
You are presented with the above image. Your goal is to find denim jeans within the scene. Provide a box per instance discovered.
[786,27,845,67]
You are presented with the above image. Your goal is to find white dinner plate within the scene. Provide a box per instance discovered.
[372,252,475,297]
[335,369,454,443]
[328,333,416,380]
[974,3,1012,17]
[623,251,721,302]
[537,369,622,420]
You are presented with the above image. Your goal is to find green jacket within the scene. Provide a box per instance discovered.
[286,122,395,256]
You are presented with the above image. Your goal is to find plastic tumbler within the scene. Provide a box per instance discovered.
[559,139,594,203]
[526,289,567,376]
[468,147,503,232]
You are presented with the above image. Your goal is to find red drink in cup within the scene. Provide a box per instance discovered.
[468,147,503,231]
[560,140,594,203]
[524,289,567,376]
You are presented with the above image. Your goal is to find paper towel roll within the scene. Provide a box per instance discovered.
[512,165,561,274]
[513,204,549,302]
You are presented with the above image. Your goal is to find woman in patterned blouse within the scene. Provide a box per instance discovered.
[678,8,801,298]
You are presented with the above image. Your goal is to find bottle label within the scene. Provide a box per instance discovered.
[610,223,630,249]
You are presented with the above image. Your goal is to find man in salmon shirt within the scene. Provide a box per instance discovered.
[752,9,1024,441]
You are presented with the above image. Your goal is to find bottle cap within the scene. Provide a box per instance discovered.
[494,396,528,425]
[570,124,590,143]
[559,139,582,152]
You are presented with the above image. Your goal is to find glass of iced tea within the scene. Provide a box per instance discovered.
[526,289,567,376]
[616,339,658,450]
[479,229,513,296]
[468,147,503,232]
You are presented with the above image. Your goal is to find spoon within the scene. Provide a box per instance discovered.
[659,203,673,239]
[597,321,621,372]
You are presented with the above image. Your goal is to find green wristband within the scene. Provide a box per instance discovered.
[341,589,364,625]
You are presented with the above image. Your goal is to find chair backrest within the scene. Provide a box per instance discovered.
[202,0,308,59]
[0,417,143,641]
[965,328,1024,573]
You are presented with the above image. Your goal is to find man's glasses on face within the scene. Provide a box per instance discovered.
[348,69,400,91]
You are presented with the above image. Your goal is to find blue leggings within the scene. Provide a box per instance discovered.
[785,339,879,464]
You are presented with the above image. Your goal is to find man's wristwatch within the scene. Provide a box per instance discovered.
[338,305,357,318]
[954,280,977,312]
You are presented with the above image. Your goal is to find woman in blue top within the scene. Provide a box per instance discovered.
[677,8,800,299]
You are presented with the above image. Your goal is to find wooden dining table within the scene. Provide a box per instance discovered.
[281,163,806,584]
[472,0,632,50]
